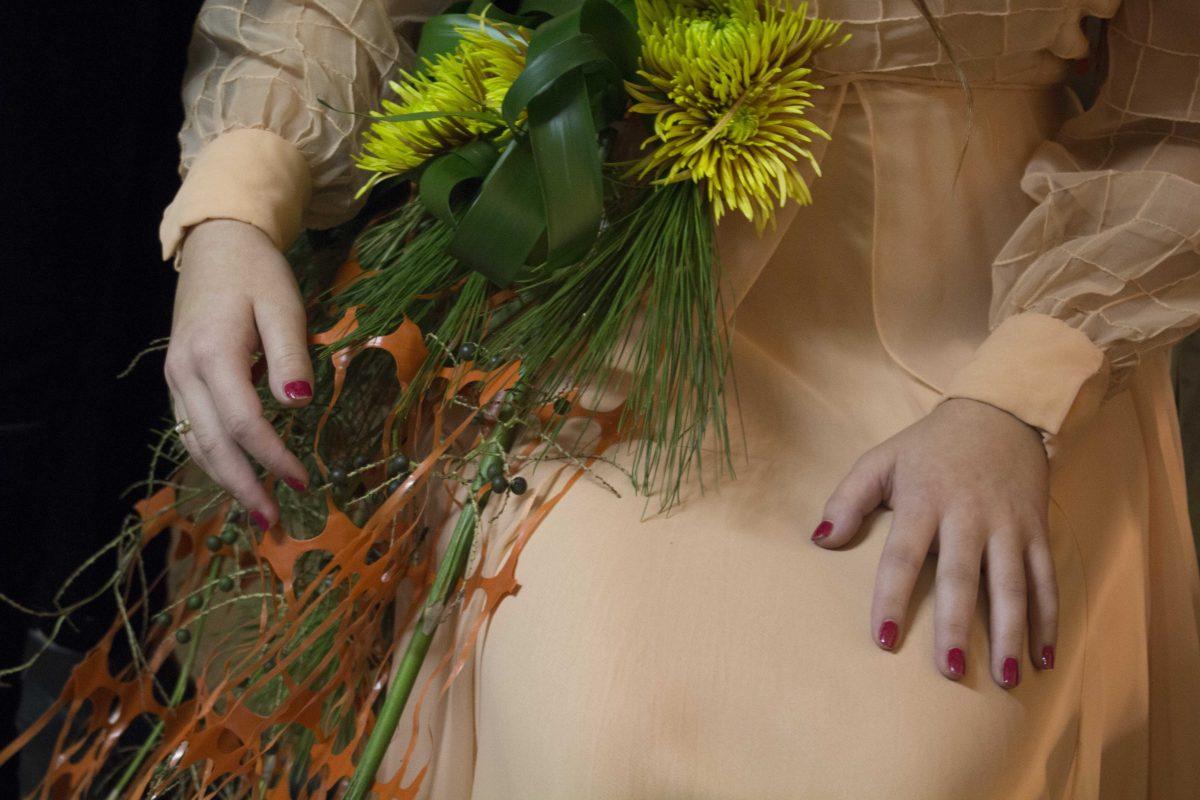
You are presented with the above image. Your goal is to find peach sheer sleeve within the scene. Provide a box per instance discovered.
[159,0,446,261]
[947,0,1200,441]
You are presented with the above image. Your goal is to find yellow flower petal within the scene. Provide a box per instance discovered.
[355,16,531,192]
[625,0,847,227]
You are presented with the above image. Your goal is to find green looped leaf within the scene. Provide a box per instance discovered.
[418,10,544,69]
[577,0,639,77]
[528,69,603,267]
[449,139,546,286]
[418,140,501,226]
[412,0,639,283]
[501,34,609,124]
[416,14,477,64]
[607,0,637,24]
[517,0,586,17]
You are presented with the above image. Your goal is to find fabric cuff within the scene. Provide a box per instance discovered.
[159,128,312,263]
[942,312,1111,446]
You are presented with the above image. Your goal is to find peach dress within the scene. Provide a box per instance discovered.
[161,1,1200,796]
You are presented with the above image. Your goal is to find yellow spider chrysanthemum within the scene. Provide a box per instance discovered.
[627,0,846,228]
[355,17,530,193]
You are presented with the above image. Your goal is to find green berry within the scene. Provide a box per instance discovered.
[509,477,528,496]
[174,628,192,644]
[329,467,348,487]
[218,576,235,592]
[152,612,171,627]
[353,454,370,471]
[219,527,239,545]
[204,535,223,552]
[186,594,203,611]
[457,342,477,361]
[490,476,509,494]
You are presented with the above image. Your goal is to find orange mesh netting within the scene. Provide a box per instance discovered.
[0,244,626,799]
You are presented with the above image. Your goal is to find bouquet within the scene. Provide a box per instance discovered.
[2,1,844,796]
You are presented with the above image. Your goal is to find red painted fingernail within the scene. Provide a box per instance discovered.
[1040,645,1055,670]
[284,380,312,400]
[283,477,307,493]
[878,619,899,650]
[947,648,966,678]
[250,511,269,532]
[1002,657,1020,688]
[811,520,833,541]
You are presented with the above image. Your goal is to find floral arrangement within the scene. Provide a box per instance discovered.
[1,1,844,797]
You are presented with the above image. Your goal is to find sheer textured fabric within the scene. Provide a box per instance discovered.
[989,0,1200,385]
[171,0,444,236]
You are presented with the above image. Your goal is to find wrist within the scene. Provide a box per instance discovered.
[937,397,1044,448]
[178,219,277,270]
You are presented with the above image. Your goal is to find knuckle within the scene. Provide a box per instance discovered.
[881,542,927,572]
[826,479,863,513]
[192,429,222,457]
[226,485,260,511]
[1036,586,1059,616]
[938,616,971,641]
[223,412,261,441]
[994,573,1028,601]
[1026,519,1051,544]
[851,447,886,478]
[937,561,980,591]
[848,451,874,475]
[189,337,223,366]
[991,521,1026,545]
[825,484,858,516]
[1038,606,1059,629]
[270,340,311,366]
[1040,573,1060,599]
[163,350,185,380]
[949,504,988,529]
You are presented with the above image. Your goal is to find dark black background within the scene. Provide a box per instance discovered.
[0,3,204,793]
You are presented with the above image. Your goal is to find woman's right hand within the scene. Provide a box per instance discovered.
[165,219,313,529]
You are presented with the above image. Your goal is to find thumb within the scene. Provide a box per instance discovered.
[812,447,893,548]
[254,282,314,408]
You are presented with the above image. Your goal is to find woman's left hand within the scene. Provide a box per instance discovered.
[813,397,1057,688]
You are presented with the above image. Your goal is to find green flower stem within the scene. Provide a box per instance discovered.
[345,412,521,800]
[105,556,223,800]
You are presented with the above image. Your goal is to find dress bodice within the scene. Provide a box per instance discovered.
[808,0,1114,83]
